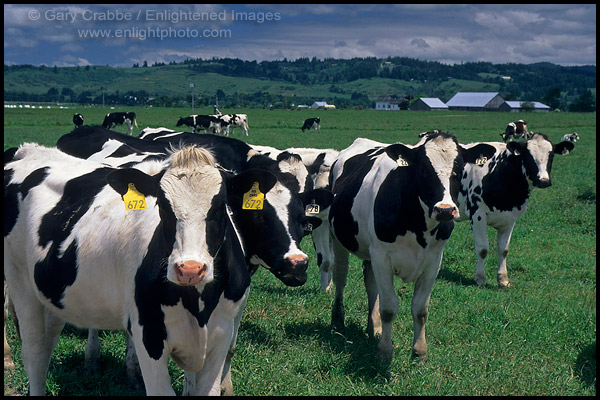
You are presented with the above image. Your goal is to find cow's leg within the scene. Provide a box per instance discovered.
[313,225,334,292]
[370,258,397,364]
[219,291,250,396]
[410,255,441,360]
[84,329,101,375]
[4,283,15,370]
[330,239,349,331]
[126,120,133,135]
[129,327,174,395]
[496,223,516,288]
[471,216,490,287]
[125,334,143,389]
[362,260,381,339]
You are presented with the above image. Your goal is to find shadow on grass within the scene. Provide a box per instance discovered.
[574,341,596,389]
[437,266,475,287]
[240,318,391,381]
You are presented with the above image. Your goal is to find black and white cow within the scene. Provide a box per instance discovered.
[561,132,580,143]
[301,117,321,132]
[102,112,138,135]
[501,120,531,142]
[327,132,492,362]
[176,115,221,134]
[457,133,575,287]
[56,126,333,394]
[4,143,260,395]
[213,114,249,136]
[252,145,340,291]
[72,113,84,129]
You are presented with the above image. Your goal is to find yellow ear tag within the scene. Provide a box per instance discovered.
[475,156,488,166]
[122,183,147,211]
[242,182,264,210]
[396,156,409,167]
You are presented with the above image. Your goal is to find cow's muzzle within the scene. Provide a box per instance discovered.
[276,255,309,287]
[433,204,458,222]
[534,178,551,189]
[174,261,209,286]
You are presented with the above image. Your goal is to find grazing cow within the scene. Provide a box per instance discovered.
[215,114,249,136]
[72,113,84,129]
[561,132,580,143]
[4,143,260,395]
[501,120,531,142]
[456,133,575,287]
[176,115,221,134]
[327,132,491,362]
[102,112,138,135]
[301,117,321,132]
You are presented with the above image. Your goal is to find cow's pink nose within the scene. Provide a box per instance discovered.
[434,204,457,222]
[286,255,308,269]
[174,261,208,286]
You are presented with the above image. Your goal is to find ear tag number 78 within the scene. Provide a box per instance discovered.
[122,183,147,211]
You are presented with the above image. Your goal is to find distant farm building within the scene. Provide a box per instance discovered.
[410,97,448,111]
[499,101,551,112]
[446,92,505,111]
[375,96,407,111]
[311,101,328,108]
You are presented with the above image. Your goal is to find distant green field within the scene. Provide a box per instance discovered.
[3,108,596,395]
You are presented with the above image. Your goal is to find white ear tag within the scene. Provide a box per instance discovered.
[305,201,320,216]
[475,156,488,166]
[396,156,409,167]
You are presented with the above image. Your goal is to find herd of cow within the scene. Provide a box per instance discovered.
[4,113,578,395]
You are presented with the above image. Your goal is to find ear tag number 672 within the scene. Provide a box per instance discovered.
[122,183,146,211]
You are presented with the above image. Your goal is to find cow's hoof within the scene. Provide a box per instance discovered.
[474,275,487,287]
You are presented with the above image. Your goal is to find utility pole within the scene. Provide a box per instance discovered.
[190,83,195,114]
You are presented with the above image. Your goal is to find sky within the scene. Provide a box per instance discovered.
[3,4,597,68]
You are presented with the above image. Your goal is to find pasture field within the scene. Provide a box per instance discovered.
[4,107,596,396]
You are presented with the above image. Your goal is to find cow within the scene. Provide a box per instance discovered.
[102,112,138,135]
[501,120,531,142]
[72,113,84,129]
[301,117,320,132]
[561,132,580,143]
[214,114,249,136]
[326,132,492,363]
[4,143,264,395]
[456,133,575,287]
[253,145,340,292]
[55,127,333,394]
[176,115,221,134]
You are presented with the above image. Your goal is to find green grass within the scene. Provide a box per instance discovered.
[4,108,596,395]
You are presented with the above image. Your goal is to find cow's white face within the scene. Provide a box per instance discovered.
[421,134,461,222]
[160,148,226,286]
[524,134,553,185]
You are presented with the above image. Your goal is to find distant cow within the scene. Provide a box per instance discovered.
[72,113,84,129]
[457,133,574,287]
[327,133,490,362]
[176,115,221,134]
[102,112,138,134]
[301,118,320,132]
[561,132,580,143]
[5,143,254,395]
[216,114,249,136]
[501,120,531,142]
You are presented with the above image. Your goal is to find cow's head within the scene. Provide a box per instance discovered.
[226,168,333,287]
[106,146,236,287]
[506,132,574,188]
[386,131,491,223]
[175,117,186,127]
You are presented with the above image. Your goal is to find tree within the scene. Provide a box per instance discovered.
[569,90,596,112]
[542,87,562,110]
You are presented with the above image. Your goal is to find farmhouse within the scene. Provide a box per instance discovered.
[499,101,551,112]
[446,92,505,111]
[410,97,448,111]
[311,101,328,108]
[375,96,406,111]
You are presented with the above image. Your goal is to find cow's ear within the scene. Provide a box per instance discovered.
[228,168,278,197]
[506,141,525,156]
[460,143,497,164]
[277,151,303,164]
[554,140,574,155]
[385,143,414,165]
[106,168,162,197]
[300,188,334,210]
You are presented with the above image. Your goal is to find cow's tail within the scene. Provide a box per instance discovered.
[134,118,138,128]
